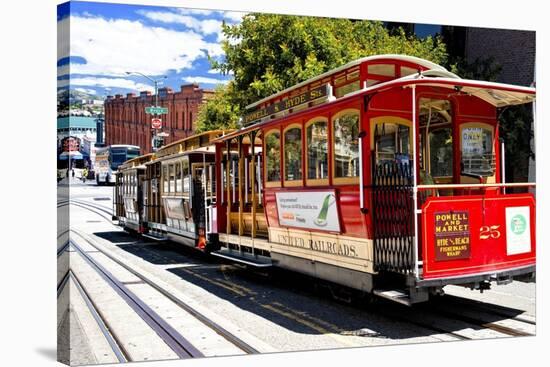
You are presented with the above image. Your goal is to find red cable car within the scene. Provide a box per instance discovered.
[210,54,536,304]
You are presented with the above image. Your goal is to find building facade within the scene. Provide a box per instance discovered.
[104,83,213,153]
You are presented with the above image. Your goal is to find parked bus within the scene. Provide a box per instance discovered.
[95,144,140,185]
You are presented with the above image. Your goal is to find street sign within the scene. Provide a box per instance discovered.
[145,106,168,114]
[151,118,162,129]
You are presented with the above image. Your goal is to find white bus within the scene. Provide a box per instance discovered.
[95,144,140,185]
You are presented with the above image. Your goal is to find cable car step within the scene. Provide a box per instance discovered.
[373,289,413,306]
[211,248,273,268]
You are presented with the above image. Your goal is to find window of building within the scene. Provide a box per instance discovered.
[265,129,281,186]
[306,118,328,184]
[333,110,360,183]
[284,125,302,184]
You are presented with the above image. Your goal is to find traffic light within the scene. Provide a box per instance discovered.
[152,135,164,150]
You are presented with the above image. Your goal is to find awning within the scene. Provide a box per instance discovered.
[59,151,84,160]
[376,75,536,108]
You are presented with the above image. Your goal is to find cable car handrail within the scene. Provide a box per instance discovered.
[417,182,536,190]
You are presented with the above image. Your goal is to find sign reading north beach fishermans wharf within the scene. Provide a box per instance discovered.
[434,211,471,261]
[243,84,329,125]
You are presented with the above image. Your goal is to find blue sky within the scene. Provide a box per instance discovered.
[57,1,442,99]
[57,1,244,98]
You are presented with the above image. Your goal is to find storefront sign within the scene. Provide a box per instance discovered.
[243,84,328,125]
[434,211,471,261]
[505,206,531,255]
[275,190,340,233]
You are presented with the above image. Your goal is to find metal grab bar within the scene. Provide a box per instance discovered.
[417,182,536,190]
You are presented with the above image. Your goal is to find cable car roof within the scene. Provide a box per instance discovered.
[374,73,536,107]
[154,129,234,159]
[215,72,535,143]
[246,54,448,109]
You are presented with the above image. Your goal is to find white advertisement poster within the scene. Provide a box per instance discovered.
[275,190,341,233]
[505,206,531,255]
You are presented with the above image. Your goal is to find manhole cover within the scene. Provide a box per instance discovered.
[94,197,111,201]
[86,220,101,223]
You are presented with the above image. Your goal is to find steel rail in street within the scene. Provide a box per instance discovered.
[70,270,129,363]
[70,238,204,359]
[71,228,259,355]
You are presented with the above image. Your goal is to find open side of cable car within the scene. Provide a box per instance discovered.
[115,131,231,251]
[211,54,536,304]
[114,153,155,233]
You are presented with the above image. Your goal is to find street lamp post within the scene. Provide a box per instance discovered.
[125,71,167,152]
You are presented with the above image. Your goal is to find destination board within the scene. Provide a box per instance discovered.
[434,211,471,261]
[243,84,328,125]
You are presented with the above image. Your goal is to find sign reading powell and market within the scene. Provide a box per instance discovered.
[434,211,471,261]
[275,190,341,233]
[243,84,329,125]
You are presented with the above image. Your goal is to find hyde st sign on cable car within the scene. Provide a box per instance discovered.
[211,54,535,304]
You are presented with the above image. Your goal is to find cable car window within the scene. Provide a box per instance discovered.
[334,111,360,181]
[374,122,411,164]
[429,128,453,177]
[306,119,328,182]
[265,130,281,183]
[163,166,168,193]
[169,164,175,192]
[182,156,190,193]
[335,80,360,98]
[284,126,302,182]
[461,126,495,176]
[175,163,182,192]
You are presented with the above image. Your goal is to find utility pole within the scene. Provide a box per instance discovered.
[125,71,167,152]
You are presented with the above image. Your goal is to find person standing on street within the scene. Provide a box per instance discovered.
[82,167,88,183]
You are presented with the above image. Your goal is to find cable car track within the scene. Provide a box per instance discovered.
[70,228,259,355]
[70,238,204,359]
[68,198,533,345]
[69,269,128,363]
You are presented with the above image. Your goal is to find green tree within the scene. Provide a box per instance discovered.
[195,84,241,133]
[197,13,448,129]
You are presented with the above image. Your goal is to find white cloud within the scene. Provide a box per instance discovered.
[137,10,223,36]
[207,68,233,75]
[57,14,224,77]
[58,76,155,92]
[182,76,230,85]
[175,8,215,16]
[222,11,246,23]
[137,9,246,44]
[75,87,97,95]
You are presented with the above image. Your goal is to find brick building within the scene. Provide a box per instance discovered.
[442,26,535,87]
[104,83,213,153]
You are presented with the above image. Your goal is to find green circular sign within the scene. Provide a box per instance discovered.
[510,214,527,235]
